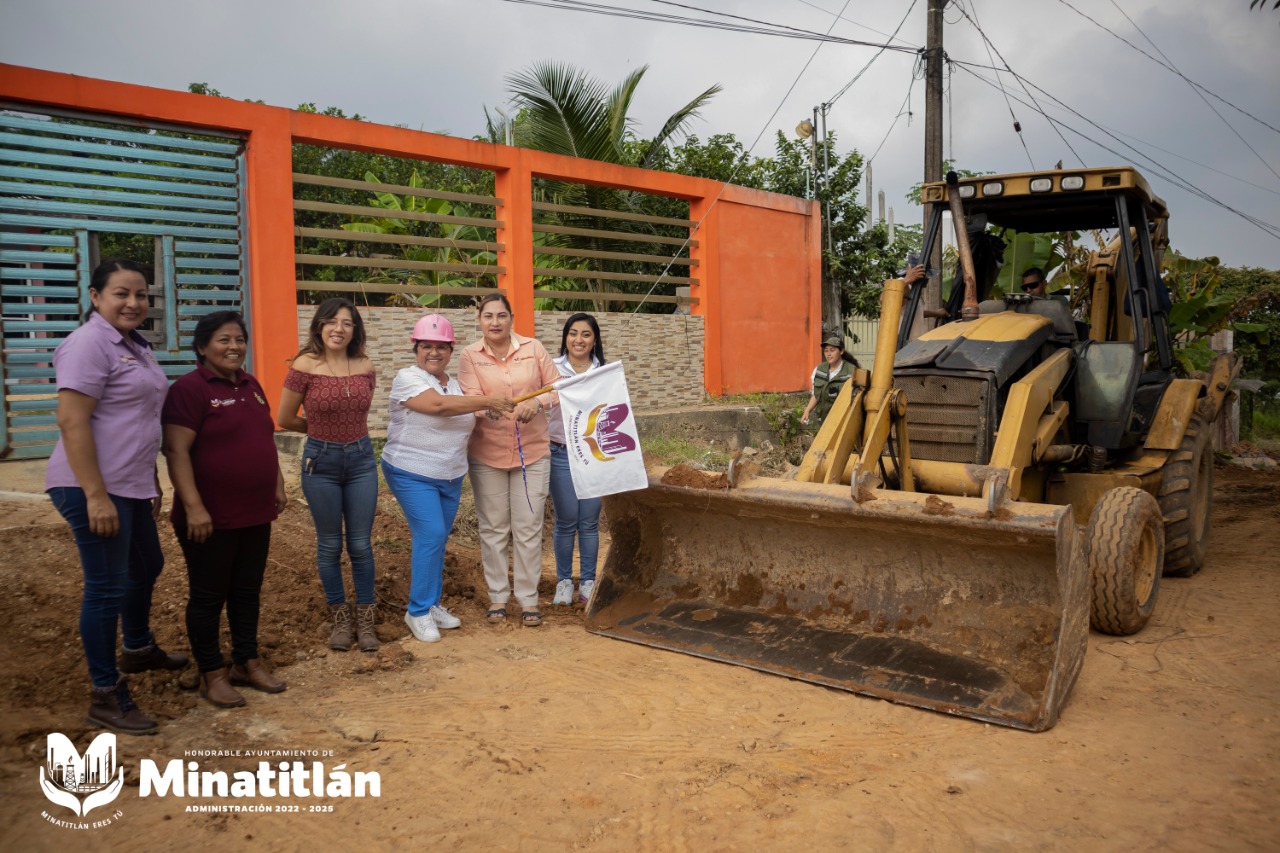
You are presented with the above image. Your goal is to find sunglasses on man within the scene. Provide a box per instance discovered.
[1021,279,1045,292]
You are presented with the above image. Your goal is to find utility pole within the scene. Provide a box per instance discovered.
[914,0,946,338]
[865,162,873,218]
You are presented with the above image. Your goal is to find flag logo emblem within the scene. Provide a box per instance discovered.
[583,403,638,461]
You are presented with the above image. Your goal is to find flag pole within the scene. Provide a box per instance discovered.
[512,385,556,404]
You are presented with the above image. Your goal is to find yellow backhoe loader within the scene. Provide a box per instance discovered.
[585,167,1236,732]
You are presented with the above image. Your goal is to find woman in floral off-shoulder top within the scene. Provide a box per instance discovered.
[277,298,380,654]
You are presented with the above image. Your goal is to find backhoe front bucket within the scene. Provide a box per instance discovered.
[586,470,1089,732]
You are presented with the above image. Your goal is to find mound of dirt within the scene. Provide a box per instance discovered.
[0,494,527,747]
[660,464,729,490]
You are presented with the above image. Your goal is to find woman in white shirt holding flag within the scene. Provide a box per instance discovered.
[381,314,513,643]
[548,313,606,606]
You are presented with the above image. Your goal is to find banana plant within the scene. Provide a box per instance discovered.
[992,230,1076,296]
[343,169,590,307]
[1163,251,1269,374]
[341,170,496,306]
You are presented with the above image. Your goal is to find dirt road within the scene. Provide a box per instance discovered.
[0,463,1277,851]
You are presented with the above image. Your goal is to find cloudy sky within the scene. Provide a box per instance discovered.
[2,0,1277,267]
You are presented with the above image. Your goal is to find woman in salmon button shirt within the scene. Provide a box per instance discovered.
[458,293,561,628]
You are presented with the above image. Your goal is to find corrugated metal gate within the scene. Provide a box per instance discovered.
[0,109,249,459]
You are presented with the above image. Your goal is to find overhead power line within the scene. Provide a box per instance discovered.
[867,75,918,165]
[950,3,1086,168]
[497,0,920,53]
[1104,0,1280,186]
[826,0,919,107]
[792,0,922,49]
[964,0,1033,170]
[573,0,860,317]
[1052,0,1280,137]
[951,60,1280,241]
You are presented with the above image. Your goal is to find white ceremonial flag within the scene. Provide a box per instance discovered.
[555,361,648,500]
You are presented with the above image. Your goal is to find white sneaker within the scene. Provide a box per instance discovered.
[429,605,461,629]
[404,610,441,643]
[553,579,574,606]
[578,580,595,604]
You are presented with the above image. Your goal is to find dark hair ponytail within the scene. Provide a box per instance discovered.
[476,292,513,314]
[84,258,147,323]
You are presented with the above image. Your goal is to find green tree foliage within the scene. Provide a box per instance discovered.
[1214,263,1280,436]
[482,61,721,310]
[339,169,497,307]
[1217,264,1280,387]
[189,83,493,304]
[645,131,912,320]
[1162,252,1272,375]
[497,61,719,168]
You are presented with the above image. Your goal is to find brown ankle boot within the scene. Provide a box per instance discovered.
[87,677,157,735]
[229,659,286,694]
[199,668,246,708]
[119,639,189,673]
[355,604,380,652]
[329,603,354,651]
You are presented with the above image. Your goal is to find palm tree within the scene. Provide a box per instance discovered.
[486,62,721,309]
[499,61,720,169]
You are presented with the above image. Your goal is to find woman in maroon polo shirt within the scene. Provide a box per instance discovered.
[162,311,287,708]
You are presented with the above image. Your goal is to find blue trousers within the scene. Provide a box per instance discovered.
[300,436,378,606]
[548,443,602,584]
[381,460,462,617]
[49,487,165,688]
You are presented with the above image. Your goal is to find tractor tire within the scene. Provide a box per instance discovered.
[1159,413,1213,578]
[1087,487,1164,636]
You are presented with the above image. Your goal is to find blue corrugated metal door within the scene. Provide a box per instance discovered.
[0,109,250,459]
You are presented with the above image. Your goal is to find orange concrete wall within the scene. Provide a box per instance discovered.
[710,196,823,394]
[0,64,822,405]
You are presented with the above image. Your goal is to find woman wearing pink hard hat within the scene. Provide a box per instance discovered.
[380,314,513,642]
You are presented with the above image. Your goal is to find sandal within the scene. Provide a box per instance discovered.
[521,611,543,627]
[486,608,506,623]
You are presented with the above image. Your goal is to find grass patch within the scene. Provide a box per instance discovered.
[377,536,410,553]
[1249,406,1280,441]
[643,434,732,469]
[718,391,809,444]
[716,391,813,464]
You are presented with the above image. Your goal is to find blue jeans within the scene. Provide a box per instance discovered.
[48,487,165,688]
[548,442,602,583]
[381,461,462,617]
[300,436,378,606]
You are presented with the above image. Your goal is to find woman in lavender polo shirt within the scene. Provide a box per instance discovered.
[46,258,188,735]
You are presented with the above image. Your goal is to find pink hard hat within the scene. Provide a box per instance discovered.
[411,313,455,344]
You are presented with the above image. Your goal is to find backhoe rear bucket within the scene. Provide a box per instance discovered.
[586,470,1089,731]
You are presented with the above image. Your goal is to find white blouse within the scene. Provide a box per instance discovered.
[548,352,601,445]
[382,367,474,480]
